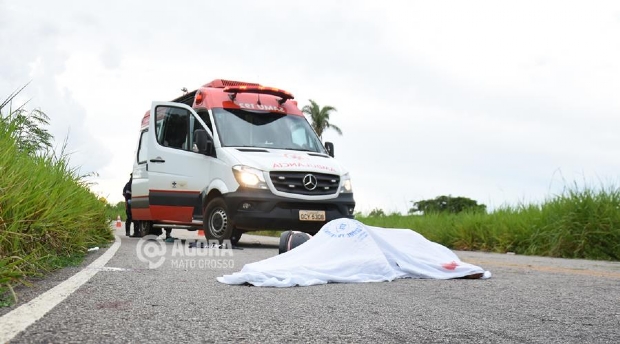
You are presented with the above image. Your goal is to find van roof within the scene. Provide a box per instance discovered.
[174,79,302,116]
[141,79,304,129]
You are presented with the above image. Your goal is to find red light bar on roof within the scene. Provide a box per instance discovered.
[204,79,260,88]
[224,85,294,104]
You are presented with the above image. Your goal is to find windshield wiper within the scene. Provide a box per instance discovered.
[282,147,315,152]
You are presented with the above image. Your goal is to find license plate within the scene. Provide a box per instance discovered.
[299,210,326,221]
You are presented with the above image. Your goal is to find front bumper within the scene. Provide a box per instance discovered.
[222,189,355,233]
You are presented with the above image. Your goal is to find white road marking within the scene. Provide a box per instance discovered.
[97,267,131,272]
[0,235,122,343]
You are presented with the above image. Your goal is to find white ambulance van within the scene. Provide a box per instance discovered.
[131,79,355,244]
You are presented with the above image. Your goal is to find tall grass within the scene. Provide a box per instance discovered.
[0,109,113,304]
[105,201,127,222]
[358,184,620,261]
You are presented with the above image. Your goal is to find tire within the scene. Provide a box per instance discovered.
[138,221,151,237]
[203,198,233,244]
[278,230,293,254]
[138,221,162,237]
[279,230,312,254]
[230,228,243,246]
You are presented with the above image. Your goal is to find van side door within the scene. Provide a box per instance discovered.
[147,102,215,223]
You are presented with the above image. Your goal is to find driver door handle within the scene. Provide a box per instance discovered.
[150,157,165,163]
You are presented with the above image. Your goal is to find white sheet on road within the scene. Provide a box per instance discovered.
[217,218,491,287]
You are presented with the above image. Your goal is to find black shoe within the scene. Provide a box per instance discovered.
[130,234,141,237]
[126,233,131,237]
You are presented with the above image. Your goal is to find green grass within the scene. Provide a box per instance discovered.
[0,119,114,306]
[105,201,127,222]
[357,184,620,261]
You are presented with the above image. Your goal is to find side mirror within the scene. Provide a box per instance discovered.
[324,142,334,157]
[194,129,214,156]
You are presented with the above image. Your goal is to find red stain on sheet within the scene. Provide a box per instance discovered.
[442,261,459,270]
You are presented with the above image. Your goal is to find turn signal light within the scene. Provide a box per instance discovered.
[195,91,204,105]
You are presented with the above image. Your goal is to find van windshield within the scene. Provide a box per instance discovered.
[212,108,327,154]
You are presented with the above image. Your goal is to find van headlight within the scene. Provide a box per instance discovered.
[232,165,268,189]
[340,174,353,193]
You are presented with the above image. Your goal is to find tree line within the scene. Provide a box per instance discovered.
[363,196,487,217]
[409,195,486,215]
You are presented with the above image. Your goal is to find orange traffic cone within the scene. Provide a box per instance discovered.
[115,215,122,228]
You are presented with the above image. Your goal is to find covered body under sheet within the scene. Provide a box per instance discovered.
[218,218,491,287]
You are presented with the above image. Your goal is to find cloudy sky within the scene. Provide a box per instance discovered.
[1,0,619,214]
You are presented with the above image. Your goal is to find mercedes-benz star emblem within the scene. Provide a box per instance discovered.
[302,174,318,191]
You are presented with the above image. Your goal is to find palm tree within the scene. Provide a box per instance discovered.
[302,99,342,141]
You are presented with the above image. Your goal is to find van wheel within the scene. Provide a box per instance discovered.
[138,221,162,237]
[204,198,233,244]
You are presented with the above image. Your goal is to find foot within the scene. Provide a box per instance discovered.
[165,236,177,243]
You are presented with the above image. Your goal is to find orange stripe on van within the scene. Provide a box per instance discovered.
[133,208,152,220]
[150,189,201,195]
[150,205,195,222]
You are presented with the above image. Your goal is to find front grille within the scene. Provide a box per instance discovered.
[270,171,340,195]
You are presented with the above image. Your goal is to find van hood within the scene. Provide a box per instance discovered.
[224,148,345,175]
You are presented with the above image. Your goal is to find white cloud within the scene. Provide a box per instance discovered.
[1,0,620,214]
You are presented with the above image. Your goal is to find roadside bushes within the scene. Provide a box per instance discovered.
[105,201,127,222]
[0,101,113,304]
[358,185,620,261]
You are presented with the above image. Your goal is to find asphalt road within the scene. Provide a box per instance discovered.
[2,225,620,343]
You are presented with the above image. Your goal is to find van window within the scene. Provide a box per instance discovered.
[155,106,190,150]
[137,130,148,163]
[197,110,213,133]
[213,108,326,154]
